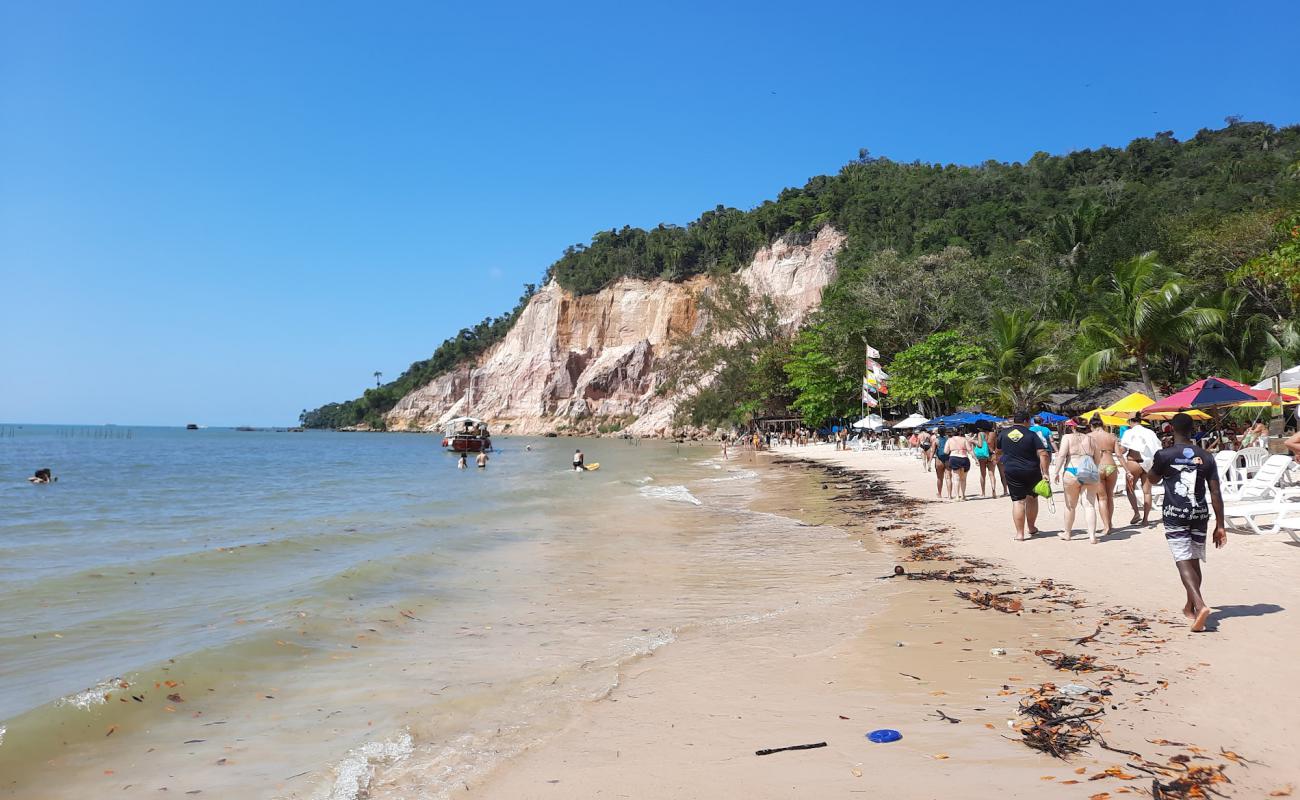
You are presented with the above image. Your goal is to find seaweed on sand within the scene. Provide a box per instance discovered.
[955,589,1023,613]
[1034,650,1114,673]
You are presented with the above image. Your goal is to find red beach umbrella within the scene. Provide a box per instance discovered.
[1142,377,1275,413]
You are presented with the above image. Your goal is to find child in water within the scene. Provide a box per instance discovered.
[28,468,55,484]
[457,453,467,470]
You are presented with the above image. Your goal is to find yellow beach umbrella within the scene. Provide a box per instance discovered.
[1235,388,1300,408]
[1102,392,1157,415]
[1079,408,1128,426]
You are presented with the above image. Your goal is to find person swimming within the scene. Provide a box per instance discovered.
[28,468,55,484]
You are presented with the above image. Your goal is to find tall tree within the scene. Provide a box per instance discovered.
[886,331,985,419]
[1076,253,1223,395]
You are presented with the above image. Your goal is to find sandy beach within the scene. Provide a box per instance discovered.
[469,444,1299,799]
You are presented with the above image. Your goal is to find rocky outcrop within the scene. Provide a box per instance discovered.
[385,226,845,436]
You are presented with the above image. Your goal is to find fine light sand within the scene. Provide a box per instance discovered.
[470,444,1299,799]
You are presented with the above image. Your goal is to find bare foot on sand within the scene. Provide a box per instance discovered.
[1182,602,1195,620]
[1191,607,1212,632]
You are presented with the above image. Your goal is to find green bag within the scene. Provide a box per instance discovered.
[1033,479,1052,498]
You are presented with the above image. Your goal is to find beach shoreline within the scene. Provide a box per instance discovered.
[466,444,1298,799]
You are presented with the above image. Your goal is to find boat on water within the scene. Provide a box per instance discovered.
[441,416,492,452]
[185,423,199,430]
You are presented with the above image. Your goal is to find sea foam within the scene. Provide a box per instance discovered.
[637,485,702,505]
[322,730,414,800]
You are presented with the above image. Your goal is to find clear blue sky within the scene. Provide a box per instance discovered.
[3,1,1296,426]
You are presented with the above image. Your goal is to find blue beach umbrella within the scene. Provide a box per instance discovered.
[1036,411,1069,424]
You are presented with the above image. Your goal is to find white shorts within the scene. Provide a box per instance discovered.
[1164,527,1207,562]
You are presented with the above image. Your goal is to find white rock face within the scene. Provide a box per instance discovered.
[385,226,845,436]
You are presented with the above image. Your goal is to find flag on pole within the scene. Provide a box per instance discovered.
[866,345,880,359]
[863,392,878,407]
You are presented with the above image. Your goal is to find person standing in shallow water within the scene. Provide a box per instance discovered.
[1146,413,1226,632]
[573,448,584,471]
[998,410,1050,541]
[476,451,488,469]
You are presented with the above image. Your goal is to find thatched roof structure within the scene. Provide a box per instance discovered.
[1055,381,1153,414]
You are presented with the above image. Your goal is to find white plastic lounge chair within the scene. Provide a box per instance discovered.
[1225,499,1300,542]
[1220,454,1293,504]
[1214,450,1243,493]
[1238,446,1269,478]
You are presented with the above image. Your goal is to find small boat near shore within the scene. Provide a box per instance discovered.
[441,416,492,452]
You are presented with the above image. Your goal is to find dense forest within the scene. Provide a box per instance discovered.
[303,121,1300,430]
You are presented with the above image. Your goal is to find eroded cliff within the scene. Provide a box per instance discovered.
[385,226,844,436]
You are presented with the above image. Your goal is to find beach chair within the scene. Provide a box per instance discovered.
[1220,454,1294,504]
[1224,498,1300,542]
[1238,446,1269,479]
[1214,450,1243,493]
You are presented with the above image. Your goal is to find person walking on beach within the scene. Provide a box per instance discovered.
[919,430,933,472]
[944,426,973,500]
[1086,417,1122,535]
[1052,419,1101,543]
[974,426,998,498]
[1030,416,1056,455]
[1147,413,1226,632]
[1120,414,1162,526]
[998,410,1050,541]
[573,449,585,471]
[931,427,952,499]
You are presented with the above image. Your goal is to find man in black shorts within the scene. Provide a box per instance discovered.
[998,410,1050,541]
[1147,413,1226,632]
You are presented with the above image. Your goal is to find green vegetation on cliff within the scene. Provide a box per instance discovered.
[303,121,1300,429]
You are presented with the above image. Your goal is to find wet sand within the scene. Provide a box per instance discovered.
[469,444,1299,799]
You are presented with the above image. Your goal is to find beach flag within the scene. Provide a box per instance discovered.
[866,345,880,359]
[863,392,879,407]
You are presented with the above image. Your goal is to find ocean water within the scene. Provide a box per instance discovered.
[0,427,872,798]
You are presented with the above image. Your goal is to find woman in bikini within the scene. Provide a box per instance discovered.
[1052,419,1101,543]
[973,426,998,498]
[931,427,952,499]
[945,426,974,500]
[919,430,933,472]
[1086,417,1121,536]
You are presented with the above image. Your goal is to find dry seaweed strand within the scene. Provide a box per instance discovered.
[955,589,1023,613]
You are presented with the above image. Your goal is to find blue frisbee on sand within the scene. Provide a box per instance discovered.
[867,729,902,743]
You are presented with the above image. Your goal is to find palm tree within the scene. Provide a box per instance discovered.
[1076,253,1223,395]
[373,371,383,387]
[970,309,1064,414]
[1195,289,1276,384]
